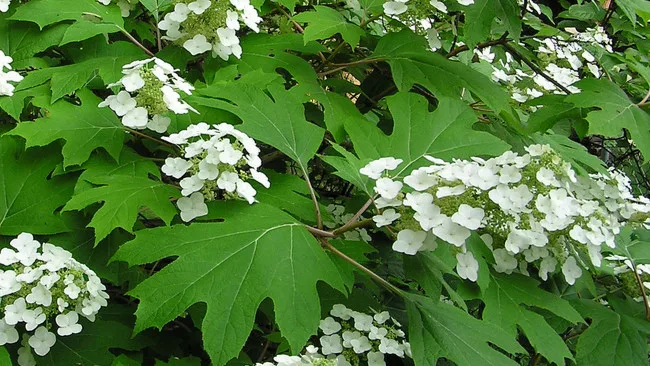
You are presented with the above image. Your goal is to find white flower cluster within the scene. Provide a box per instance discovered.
[361,145,650,285]
[0,50,23,97]
[324,204,371,242]
[256,304,411,366]
[381,0,473,51]
[0,233,109,365]
[158,0,262,59]
[161,123,269,221]
[95,0,136,17]
[99,58,196,133]
[383,0,473,16]
[485,27,613,103]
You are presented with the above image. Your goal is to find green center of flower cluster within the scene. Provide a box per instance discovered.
[174,0,230,44]
[184,139,248,202]
[1,262,87,324]
[135,69,169,115]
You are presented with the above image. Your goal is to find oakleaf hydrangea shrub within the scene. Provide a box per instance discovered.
[158,0,262,58]
[0,50,23,97]
[99,57,196,132]
[0,233,108,365]
[364,145,650,284]
[161,122,269,221]
[256,304,410,366]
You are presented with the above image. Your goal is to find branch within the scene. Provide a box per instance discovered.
[320,239,402,295]
[501,43,573,95]
[639,89,650,106]
[118,26,155,57]
[332,198,374,235]
[125,128,178,150]
[446,37,509,58]
[276,5,327,64]
[303,170,323,229]
[631,264,650,321]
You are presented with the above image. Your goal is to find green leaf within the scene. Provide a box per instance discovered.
[293,6,365,49]
[612,227,650,265]
[38,319,142,365]
[0,136,75,235]
[112,203,345,365]
[8,89,125,167]
[49,228,146,286]
[464,0,522,47]
[0,14,67,64]
[404,252,467,311]
[59,21,122,46]
[238,34,322,88]
[0,347,11,366]
[572,299,650,366]
[525,95,584,133]
[139,0,173,21]
[254,171,323,223]
[566,78,650,162]
[16,41,144,101]
[63,174,179,245]
[532,134,607,175]
[320,144,373,196]
[10,0,123,29]
[481,273,583,365]
[77,148,161,186]
[194,83,325,170]
[328,239,376,291]
[406,294,524,366]
[372,30,518,126]
[616,0,650,24]
[0,83,50,121]
[344,92,509,176]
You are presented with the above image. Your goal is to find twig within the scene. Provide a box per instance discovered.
[333,218,373,235]
[305,226,336,238]
[318,58,385,77]
[276,5,327,64]
[601,0,616,28]
[320,239,402,295]
[501,43,572,94]
[631,264,650,321]
[155,23,162,51]
[446,37,510,58]
[303,171,323,229]
[521,0,529,18]
[126,128,177,149]
[333,198,373,234]
[639,89,650,106]
[119,26,155,57]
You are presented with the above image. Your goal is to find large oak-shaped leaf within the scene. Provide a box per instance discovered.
[0,136,74,235]
[482,273,583,365]
[372,30,518,125]
[112,203,345,365]
[343,92,509,176]
[9,89,125,167]
[406,294,525,366]
[566,78,650,163]
[194,83,324,172]
[63,175,179,245]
